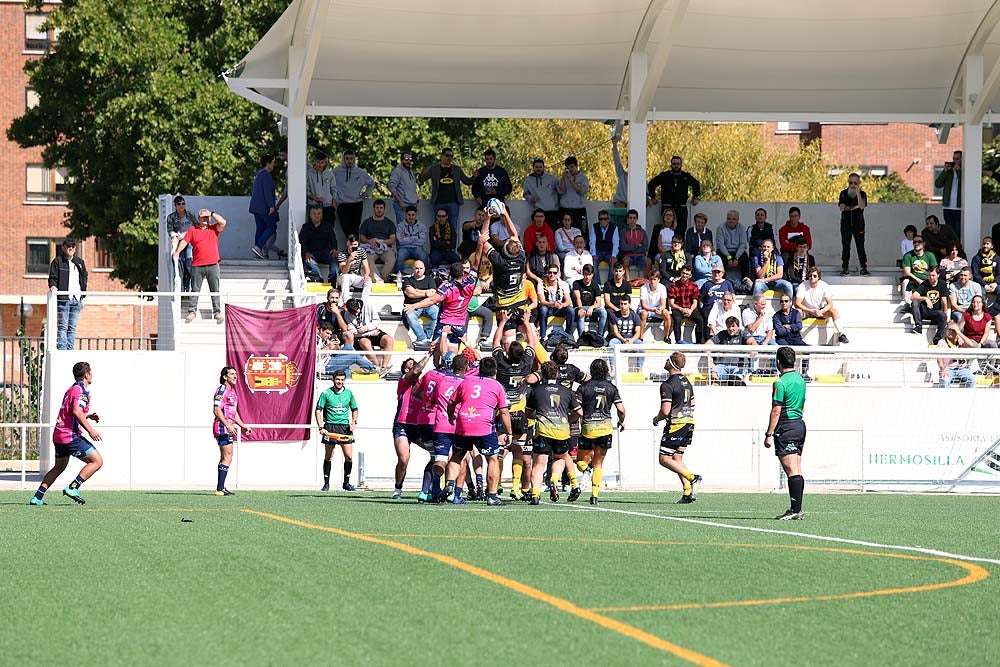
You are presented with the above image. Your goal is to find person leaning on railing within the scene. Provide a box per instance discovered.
[172,209,227,324]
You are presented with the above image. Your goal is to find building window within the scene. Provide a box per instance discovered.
[26,238,71,275]
[932,166,945,200]
[26,164,67,202]
[25,13,56,51]
[25,88,39,110]
[775,121,811,134]
[94,237,114,270]
[859,165,889,177]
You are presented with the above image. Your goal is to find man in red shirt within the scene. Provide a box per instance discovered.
[778,207,813,264]
[667,265,706,343]
[172,209,228,323]
[522,208,556,255]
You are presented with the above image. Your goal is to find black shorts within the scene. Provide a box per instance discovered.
[533,436,571,456]
[774,420,806,457]
[499,412,528,437]
[578,435,613,450]
[659,423,693,455]
[322,422,354,446]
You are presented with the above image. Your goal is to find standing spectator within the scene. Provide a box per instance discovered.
[692,240,722,287]
[554,212,583,259]
[563,236,594,285]
[911,265,949,341]
[700,265,738,322]
[742,294,776,345]
[359,199,397,282]
[971,236,999,295]
[684,212,713,258]
[901,235,938,298]
[940,244,969,283]
[573,264,607,339]
[430,207,461,268]
[388,150,418,226]
[471,148,512,207]
[619,209,648,281]
[638,270,669,328]
[838,173,869,276]
[784,239,816,292]
[172,210,227,324]
[706,291,740,337]
[611,135,628,208]
[667,265,706,343]
[523,208,556,256]
[401,260,439,350]
[522,157,561,229]
[778,207,812,263]
[948,267,982,322]
[166,195,196,295]
[646,155,700,236]
[395,206,430,276]
[772,294,806,347]
[934,150,963,237]
[458,208,488,259]
[333,150,375,240]
[537,264,575,338]
[922,214,961,262]
[937,322,976,388]
[306,152,338,227]
[557,156,590,233]
[249,154,285,260]
[48,238,87,349]
[716,210,752,290]
[795,269,850,344]
[753,240,793,298]
[747,208,776,259]
[418,147,474,235]
[336,235,373,306]
[299,203,339,283]
[526,236,559,284]
[589,210,620,283]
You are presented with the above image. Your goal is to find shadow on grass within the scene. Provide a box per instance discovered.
[143,491,221,497]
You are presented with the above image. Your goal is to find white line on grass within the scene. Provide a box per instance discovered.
[568,505,1000,566]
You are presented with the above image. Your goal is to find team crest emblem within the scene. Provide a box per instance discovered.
[243,354,302,394]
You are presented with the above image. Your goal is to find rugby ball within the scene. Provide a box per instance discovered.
[485,198,505,218]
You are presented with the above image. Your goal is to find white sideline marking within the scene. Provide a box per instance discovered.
[568,505,1000,566]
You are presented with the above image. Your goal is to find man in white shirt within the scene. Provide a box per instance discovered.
[562,236,593,285]
[794,268,849,344]
[706,291,741,337]
[537,263,575,339]
[741,293,775,345]
[638,270,669,327]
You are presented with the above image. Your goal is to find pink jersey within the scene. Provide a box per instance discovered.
[425,370,465,434]
[437,274,477,326]
[53,381,89,444]
[395,375,421,425]
[414,368,446,426]
[213,384,238,437]
[454,376,508,436]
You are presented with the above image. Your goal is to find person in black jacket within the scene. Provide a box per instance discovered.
[299,203,338,283]
[48,238,88,350]
[471,149,512,207]
[646,156,700,236]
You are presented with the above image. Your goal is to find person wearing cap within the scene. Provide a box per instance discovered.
[166,195,196,293]
[172,209,228,323]
[48,238,88,350]
[522,157,560,230]
[299,203,339,283]
[699,264,738,322]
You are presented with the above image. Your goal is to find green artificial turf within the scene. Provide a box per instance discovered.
[4,490,998,666]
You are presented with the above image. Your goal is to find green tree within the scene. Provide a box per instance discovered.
[864,172,926,204]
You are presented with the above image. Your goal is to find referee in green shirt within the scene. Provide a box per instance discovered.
[764,346,807,520]
[316,370,358,492]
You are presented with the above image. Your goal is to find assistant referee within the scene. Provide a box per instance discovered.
[764,346,807,520]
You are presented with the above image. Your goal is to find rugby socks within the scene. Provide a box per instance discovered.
[421,461,433,494]
[217,464,229,492]
[567,467,578,487]
[33,484,48,501]
[591,469,603,497]
[787,475,804,513]
[531,486,541,499]
[343,459,353,487]
[512,461,523,490]
[681,471,695,482]
[431,470,442,498]
[576,460,589,473]
[322,460,332,486]
[68,475,85,491]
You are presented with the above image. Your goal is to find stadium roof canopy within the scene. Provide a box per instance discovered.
[227,0,1000,125]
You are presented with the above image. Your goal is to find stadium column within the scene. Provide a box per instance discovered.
[962,54,983,253]
[287,113,307,243]
[628,50,649,234]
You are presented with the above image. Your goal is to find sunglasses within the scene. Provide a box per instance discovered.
[547,270,559,275]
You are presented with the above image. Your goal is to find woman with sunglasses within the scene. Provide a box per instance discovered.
[794,268,849,344]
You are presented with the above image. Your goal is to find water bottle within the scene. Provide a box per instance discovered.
[396,272,403,291]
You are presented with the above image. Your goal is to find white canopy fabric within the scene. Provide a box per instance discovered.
[229,0,1000,123]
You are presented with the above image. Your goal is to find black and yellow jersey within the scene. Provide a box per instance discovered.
[526,381,579,440]
[493,345,536,413]
[486,245,527,308]
[578,379,621,438]
[659,374,694,431]
[556,363,586,390]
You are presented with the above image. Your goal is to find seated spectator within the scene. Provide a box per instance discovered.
[337,235,372,306]
[784,238,816,292]
[922,214,960,261]
[590,210,620,283]
[668,265,706,343]
[523,208,556,256]
[699,264,738,321]
[937,322,976,388]
[777,207,812,264]
[563,235,593,285]
[940,244,968,284]
[795,268,849,344]
[316,289,353,346]
[971,236,998,296]
[430,207,462,268]
[574,264,607,339]
[684,212,713,258]
[527,236,560,284]
[299,203,339,284]
[489,214,511,245]
[638,270,669,328]
[706,291,740,337]
[645,206,669,272]
[655,206,677,258]
[537,264,575,338]
[742,293,776,345]
[715,209,752,291]
[554,212,582,259]
[948,267,982,323]
[519,278,540,330]
[911,265,949,342]
[603,263,632,327]
[900,224,918,259]
[772,294,806,347]
[343,298,393,373]
[464,259,494,347]
[901,235,938,302]
[395,206,430,276]
[458,207,487,259]
[359,199,397,282]
[607,298,642,347]
[752,240,793,298]
[960,295,994,347]
[401,260,439,350]
[317,322,378,377]
[658,235,687,283]
[619,209,648,281]
[706,316,757,385]
[692,240,722,287]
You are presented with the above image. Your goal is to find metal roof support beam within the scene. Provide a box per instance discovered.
[967,54,1000,124]
[630,0,689,124]
[628,51,649,231]
[938,0,1000,143]
[306,106,626,120]
[290,0,329,117]
[963,55,984,252]
[224,77,289,116]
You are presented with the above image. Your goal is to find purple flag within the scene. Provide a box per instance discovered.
[225,304,315,441]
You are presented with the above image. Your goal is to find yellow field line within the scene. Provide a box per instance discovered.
[243,510,727,667]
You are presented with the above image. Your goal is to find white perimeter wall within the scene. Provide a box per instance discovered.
[43,350,1000,493]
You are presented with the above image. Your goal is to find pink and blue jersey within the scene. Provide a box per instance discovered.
[454,376,508,436]
[213,384,238,437]
[437,274,477,326]
[425,370,465,435]
[53,381,89,445]
[414,368,446,426]
[395,375,421,425]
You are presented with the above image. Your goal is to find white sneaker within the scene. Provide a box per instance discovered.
[215,313,224,324]
[184,312,196,323]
